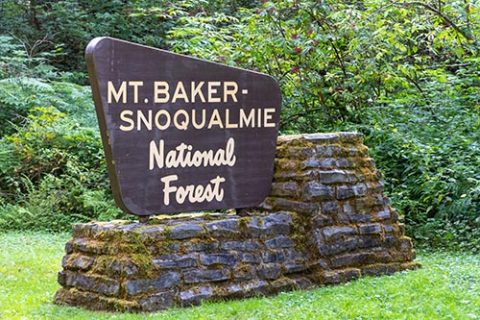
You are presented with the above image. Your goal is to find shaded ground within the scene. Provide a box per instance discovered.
[0,232,479,319]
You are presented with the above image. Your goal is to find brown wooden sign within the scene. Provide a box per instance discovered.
[86,37,281,216]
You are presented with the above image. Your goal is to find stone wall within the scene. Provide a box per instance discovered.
[54,132,419,312]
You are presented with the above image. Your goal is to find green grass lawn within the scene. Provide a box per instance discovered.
[0,232,479,320]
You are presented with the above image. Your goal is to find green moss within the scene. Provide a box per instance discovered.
[236,263,251,272]
[84,226,156,280]
[163,226,172,238]
[151,226,175,256]
[89,255,110,275]
[238,217,251,239]
[289,212,316,254]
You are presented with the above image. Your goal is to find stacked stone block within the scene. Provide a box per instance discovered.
[54,132,419,312]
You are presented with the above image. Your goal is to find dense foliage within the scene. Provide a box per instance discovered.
[0,0,479,249]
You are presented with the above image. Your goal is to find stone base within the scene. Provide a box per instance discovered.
[54,132,419,312]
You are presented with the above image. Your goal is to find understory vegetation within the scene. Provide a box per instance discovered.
[0,0,479,250]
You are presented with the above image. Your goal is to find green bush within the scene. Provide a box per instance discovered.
[0,106,126,232]
[0,182,122,232]
[0,0,257,80]
[0,36,96,135]
[357,98,480,251]
[0,35,63,80]
[168,1,479,131]
[0,78,96,135]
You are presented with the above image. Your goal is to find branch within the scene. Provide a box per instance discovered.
[280,107,325,126]
[399,1,474,41]
[304,9,348,78]
[403,73,424,93]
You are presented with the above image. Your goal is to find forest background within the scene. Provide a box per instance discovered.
[0,0,479,251]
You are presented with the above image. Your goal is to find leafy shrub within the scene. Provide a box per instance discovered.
[168,1,479,131]
[0,106,126,231]
[339,77,480,251]
[0,0,257,79]
[0,35,62,80]
[0,77,96,136]
[0,179,122,232]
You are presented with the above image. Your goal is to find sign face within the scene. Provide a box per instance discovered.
[86,37,281,216]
